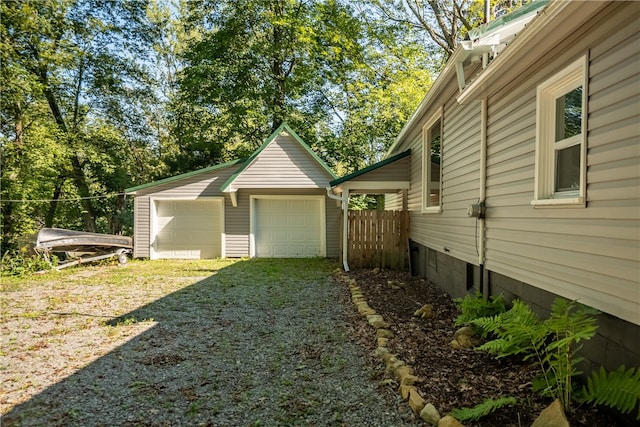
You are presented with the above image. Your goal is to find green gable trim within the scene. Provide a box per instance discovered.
[329,149,411,187]
[467,0,549,40]
[220,122,337,192]
[125,158,245,194]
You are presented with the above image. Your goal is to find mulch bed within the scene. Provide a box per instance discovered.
[337,268,619,427]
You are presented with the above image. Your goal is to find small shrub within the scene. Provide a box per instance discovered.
[454,291,506,336]
[450,396,518,422]
[1,250,57,276]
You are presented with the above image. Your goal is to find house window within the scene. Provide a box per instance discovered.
[533,56,587,206]
[422,109,442,212]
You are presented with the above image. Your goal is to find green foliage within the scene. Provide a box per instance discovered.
[537,298,599,409]
[472,298,599,413]
[1,250,57,277]
[450,396,517,422]
[473,299,545,358]
[579,366,640,420]
[454,291,506,335]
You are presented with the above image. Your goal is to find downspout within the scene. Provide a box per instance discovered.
[479,97,488,297]
[326,187,350,271]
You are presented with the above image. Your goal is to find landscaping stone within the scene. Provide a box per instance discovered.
[400,384,415,400]
[454,326,475,340]
[420,403,441,425]
[531,399,569,427]
[377,337,389,347]
[400,374,421,386]
[449,339,462,350]
[356,302,376,316]
[454,334,480,349]
[393,364,413,379]
[386,359,405,374]
[438,415,465,427]
[408,388,426,414]
[414,304,433,319]
[376,328,394,339]
[367,314,389,329]
[374,347,394,364]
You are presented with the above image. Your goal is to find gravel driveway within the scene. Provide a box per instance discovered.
[2,258,417,426]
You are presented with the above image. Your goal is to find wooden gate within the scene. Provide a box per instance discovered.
[341,210,409,270]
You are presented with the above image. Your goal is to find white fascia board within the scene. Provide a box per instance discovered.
[335,181,410,194]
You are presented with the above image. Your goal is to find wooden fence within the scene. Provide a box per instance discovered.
[341,210,409,270]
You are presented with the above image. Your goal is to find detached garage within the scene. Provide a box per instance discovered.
[125,124,339,260]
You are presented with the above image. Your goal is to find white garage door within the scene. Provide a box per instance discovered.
[154,199,223,259]
[254,198,324,258]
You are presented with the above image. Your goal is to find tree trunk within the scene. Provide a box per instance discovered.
[70,154,97,232]
[45,179,64,227]
[41,74,98,232]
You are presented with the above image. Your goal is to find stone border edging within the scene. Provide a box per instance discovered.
[334,271,465,427]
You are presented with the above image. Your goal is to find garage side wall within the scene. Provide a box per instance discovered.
[133,196,150,258]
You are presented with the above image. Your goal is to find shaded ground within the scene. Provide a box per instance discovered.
[338,268,619,426]
[1,259,418,427]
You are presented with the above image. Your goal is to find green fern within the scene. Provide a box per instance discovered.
[472,299,546,357]
[472,298,602,413]
[454,291,506,335]
[450,396,518,422]
[540,298,599,410]
[579,366,640,420]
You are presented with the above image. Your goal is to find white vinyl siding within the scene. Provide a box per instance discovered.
[484,7,640,325]
[133,196,150,258]
[229,134,332,189]
[405,93,482,266]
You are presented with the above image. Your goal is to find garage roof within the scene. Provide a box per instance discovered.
[125,123,336,196]
[329,149,411,194]
[124,158,245,195]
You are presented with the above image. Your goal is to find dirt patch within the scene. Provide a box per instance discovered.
[338,268,618,426]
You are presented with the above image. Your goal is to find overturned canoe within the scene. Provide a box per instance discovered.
[35,228,132,254]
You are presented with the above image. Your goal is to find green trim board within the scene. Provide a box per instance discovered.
[329,150,411,187]
[125,158,245,194]
[220,122,337,192]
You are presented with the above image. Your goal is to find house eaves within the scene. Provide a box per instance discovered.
[387,0,551,157]
[124,158,245,195]
[456,0,606,104]
[219,122,337,194]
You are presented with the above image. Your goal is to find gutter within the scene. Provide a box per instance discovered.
[326,187,350,272]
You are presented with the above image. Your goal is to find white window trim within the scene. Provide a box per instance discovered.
[422,107,443,213]
[532,55,588,208]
